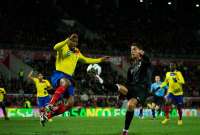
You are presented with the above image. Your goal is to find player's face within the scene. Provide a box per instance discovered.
[155,76,160,82]
[69,37,78,50]
[131,46,140,59]
[38,74,43,80]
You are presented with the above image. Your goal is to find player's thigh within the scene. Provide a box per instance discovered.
[174,95,184,106]
[127,98,138,111]
[118,84,128,95]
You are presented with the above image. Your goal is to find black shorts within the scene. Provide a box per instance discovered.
[153,95,164,106]
[0,102,5,108]
[126,84,148,105]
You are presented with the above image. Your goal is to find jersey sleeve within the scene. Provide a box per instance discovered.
[0,88,6,94]
[176,71,185,84]
[32,77,38,84]
[45,80,52,88]
[54,38,69,51]
[78,52,102,64]
[160,73,169,88]
[150,84,154,92]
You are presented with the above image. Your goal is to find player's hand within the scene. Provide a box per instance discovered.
[101,56,111,62]
[139,49,144,55]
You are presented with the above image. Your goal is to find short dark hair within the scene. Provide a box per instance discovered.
[131,42,143,50]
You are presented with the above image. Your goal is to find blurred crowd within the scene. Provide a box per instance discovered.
[0,0,200,57]
[0,58,200,108]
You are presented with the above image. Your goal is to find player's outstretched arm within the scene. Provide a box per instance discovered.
[28,70,34,80]
[79,53,110,64]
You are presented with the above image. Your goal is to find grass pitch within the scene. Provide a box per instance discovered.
[0,117,200,135]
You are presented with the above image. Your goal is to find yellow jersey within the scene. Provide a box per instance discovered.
[0,87,6,102]
[161,70,185,96]
[54,39,102,76]
[32,78,51,97]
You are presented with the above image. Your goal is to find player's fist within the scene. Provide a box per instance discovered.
[101,56,111,62]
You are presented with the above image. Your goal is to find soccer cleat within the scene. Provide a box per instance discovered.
[40,113,48,127]
[122,131,128,135]
[161,118,169,124]
[177,120,183,125]
[48,118,53,122]
[45,104,54,113]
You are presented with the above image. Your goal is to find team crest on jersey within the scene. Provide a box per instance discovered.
[170,72,176,76]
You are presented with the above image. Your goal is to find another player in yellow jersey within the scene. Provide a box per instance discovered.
[0,87,9,120]
[28,70,52,126]
[43,33,109,124]
[160,63,185,125]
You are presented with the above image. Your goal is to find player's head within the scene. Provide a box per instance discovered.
[38,73,43,80]
[131,42,143,59]
[68,33,78,51]
[169,62,176,71]
[155,75,160,83]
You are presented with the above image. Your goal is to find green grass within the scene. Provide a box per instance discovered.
[0,117,200,135]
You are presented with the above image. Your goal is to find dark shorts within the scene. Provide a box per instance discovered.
[37,95,51,108]
[0,102,5,107]
[126,84,148,105]
[153,95,164,106]
[165,93,183,105]
[51,70,75,96]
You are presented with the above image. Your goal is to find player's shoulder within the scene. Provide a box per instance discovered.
[175,70,182,74]
[166,72,171,75]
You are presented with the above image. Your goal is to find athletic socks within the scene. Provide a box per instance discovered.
[124,111,134,130]
[152,109,155,118]
[177,106,182,120]
[49,86,66,105]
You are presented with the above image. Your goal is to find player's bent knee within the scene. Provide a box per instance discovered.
[127,98,137,111]
[60,78,71,87]
[118,84,128,95]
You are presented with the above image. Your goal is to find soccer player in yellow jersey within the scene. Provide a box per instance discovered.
[0,87,9,120]
[161,63,185,125]
[28,70,52,126]
[43,33,109,123]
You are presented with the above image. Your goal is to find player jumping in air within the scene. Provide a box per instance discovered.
[161,63,185,125]
[42,33,109,125]
[110,43,152,135]
[28,71,52,126]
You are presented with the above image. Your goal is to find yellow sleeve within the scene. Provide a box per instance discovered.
[0,88,6,94]
[45,80,52,88]
[53,38,69,51]
[160,73,169,88]
[78,52,102,64]
[32,77,38,83]
[176,71,185,84]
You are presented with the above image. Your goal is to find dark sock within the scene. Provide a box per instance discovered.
[124,111,134,130]
[139,108,143,117]
[157,108,161,116]
[152,109,155,118]
[164,105,170,119]
[177,105,182,120]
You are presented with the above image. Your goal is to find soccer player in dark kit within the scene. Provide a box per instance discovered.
[111,43,152,135]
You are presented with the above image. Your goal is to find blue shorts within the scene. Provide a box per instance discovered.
[51,70,75,96]
[165,93,183,105]
[37,95,51,108]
